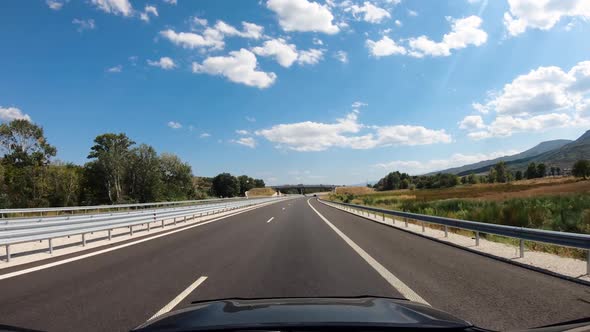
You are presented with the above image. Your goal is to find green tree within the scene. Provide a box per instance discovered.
[46,162,82,206]
[536,163,547,178]
[87,133,135,203]
[550,166,556,176]
[572,160,590,179]
[467,173,478,184]
[525,162,537,179]
[515,170,523,181]
[493,161,507,183]
[211,173,240,197]
[253,179,265,188]
[126,144,162,203]
[0,119,56,167]
[556,167,561,176]
[488,168,497,183]
[159,153,194,200]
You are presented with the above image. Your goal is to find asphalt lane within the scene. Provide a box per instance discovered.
[310,198,590,330]
[0,197,398,332]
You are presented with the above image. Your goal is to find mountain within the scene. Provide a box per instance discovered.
[430,139,573,176]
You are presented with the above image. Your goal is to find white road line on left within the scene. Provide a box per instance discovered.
[266,217,274,223]
[306,198,429,305]
[149,276,208,320]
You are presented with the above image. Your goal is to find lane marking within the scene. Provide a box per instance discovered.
[266,217,274,223]
[150,276,208,320]
[306,199,429,305]
[0,201,285,281]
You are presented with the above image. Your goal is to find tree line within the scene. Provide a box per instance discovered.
[373,159,590,192]
[0,119,265,208]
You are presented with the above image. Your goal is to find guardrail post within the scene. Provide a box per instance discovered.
[130,226,134,237]
[147,223,151,232]
[382,213,385,221]
[48,238,53,254]
[421,221,425,233]
[5,245,11,262]
[586,250,589,276]
[82,233,86,246]
[108,229,112,241]
[173,217,177,225]
[519,239,524,258]
[161,220,164,228]
[444,226,448,237]
[404,218,408,228]
[183,216,187,223]
[475,232,480,246]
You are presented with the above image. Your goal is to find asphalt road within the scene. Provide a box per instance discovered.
[0,197,588,331]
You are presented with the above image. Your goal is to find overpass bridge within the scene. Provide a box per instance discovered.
[270,184,340,195]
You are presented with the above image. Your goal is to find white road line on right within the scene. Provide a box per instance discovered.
[266,217,274,223]
[149,276,208,320]
[307,198,429,305]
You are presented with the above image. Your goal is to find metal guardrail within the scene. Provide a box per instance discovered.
[319,199,590,274]
[0,197,247,217]
[1,197,287,262]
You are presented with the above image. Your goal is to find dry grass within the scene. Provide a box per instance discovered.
[361,177,586,202]
[247,188,276,197]
[335,186,375,195]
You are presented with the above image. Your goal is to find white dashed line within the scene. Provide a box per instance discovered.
[307,198,429,305]
[266,217,275,223]
[149,276,208,320]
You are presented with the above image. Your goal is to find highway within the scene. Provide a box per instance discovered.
[0,197,588,331]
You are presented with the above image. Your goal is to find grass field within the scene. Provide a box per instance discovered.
[328,177,590,258]
[247,188,277,197]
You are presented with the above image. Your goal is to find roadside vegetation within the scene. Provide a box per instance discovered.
[329,166,590,259]
[0,119,265,208]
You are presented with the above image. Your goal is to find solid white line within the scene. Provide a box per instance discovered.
[150,276,208,320]
[0,201,282,281]
[266,217,274,223]
[306,198,429,305]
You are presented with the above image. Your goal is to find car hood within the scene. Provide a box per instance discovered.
[133,296,473,331]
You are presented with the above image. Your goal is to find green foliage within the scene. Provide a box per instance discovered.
[159,153,195,201]
[127,144,162,203]
[515,170,523,180]
[374,170,459,191]
[211,173,240,197]
[0,119,56,167]
[572,159,590,179]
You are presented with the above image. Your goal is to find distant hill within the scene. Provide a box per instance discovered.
[429,139,573,176]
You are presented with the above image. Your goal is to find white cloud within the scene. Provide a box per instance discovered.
[252,38,324,67]
[252,38,298,67]
[163,0,176,4]
[160,20,263,51]
[107,65,122,73]
[46,0,67,10]
[72,19,96,32]
[352,101,367,108]
[407,9,418,17]
[160,29,224,50]
[346,1,391,23]
[236,129,250,135]
[374,150,520,175]
[91,0,133,16]
[266,0,340,34]
[140,5,158,22]
[366,36,406,57]
[200,132,211,138]
[246,116,256,122]
[395,19,402,26]
[334,50,348,63]
[0,106,32,122]
[503,0,590,37]
[167,121,182,129]
[297,48,324,65]
[255,111,450,152]
[462,60,590,138]
[233,137,257,148]
[313,38,324,45]
[147,57,176,70]
[407,16,487,57]
[192,49,277,89]
[458,115,485,130]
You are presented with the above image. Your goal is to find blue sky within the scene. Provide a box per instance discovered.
[1,0,589,185]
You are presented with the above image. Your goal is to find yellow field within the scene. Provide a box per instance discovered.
[335,186,375,195]
[247,188,276,197]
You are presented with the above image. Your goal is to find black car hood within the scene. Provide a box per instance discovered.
[133,297,473,331]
